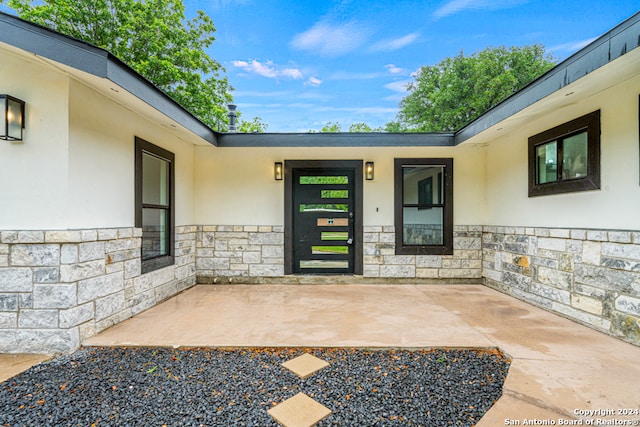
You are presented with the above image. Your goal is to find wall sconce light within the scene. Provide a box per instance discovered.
[365,161,374,180]
[1,95,25,141]
[274,162,283,180]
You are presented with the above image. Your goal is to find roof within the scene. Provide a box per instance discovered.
[0,11,215,144]
[1,10,639,148]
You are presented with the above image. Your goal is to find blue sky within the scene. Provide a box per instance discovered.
[187,0,638,132]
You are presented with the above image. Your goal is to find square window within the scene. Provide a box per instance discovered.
[528,111,600,197]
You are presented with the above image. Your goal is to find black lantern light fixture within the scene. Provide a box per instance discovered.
[274,162,283,180]
[1,95,25,141]
[365,161,374,180]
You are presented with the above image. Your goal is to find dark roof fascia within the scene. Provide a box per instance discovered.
[0,11,216,145]
[215,132,455,147]
[455,11,640,145]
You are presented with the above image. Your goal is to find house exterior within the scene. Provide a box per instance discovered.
[1,11,639,354]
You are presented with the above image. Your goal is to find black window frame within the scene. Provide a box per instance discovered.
[528,110,601,197]
[394,158,454,255]
[135,137,175,273]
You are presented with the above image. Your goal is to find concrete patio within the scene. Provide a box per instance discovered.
[4,284,640,425]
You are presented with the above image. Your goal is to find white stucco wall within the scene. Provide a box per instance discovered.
[484,72,640,230]
[68,80,196,228]
[194,144,487,227]
[0,50,70,229]
[0,45,198,230]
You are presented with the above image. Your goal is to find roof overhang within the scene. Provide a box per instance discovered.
[2,9,639,149]
[0,11,216,146]
[216,132,454,147]
[455,11,640,145]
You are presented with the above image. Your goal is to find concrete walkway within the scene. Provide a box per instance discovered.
[5,284,640,425]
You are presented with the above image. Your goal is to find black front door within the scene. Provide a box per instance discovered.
[285,161,363,275]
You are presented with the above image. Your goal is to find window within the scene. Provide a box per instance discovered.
[394,158,453,255]
[135,137,175,273]
[528,110,600,197]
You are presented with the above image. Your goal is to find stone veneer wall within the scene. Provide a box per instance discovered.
[195,224,482,282]
[482,226,640,346]
[196,226,285,282]
[363,225,483,280]
[0,226,196,353]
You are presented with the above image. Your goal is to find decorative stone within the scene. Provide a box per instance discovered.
[536,266,572,290]
[530,283,570,304]
[268,393,331,427]
[45,230,82,243]
[615,295,640,317]
[97,229,118,241]
[242,252,261,264]
[79,241,105,262]
[249,232,283,245]
[60,244,79,264]
[0,294,18,311]
[18,309,58,329]
[78,272,124,303]
[0,329,80,354]
[11,244,60,266]
[249,264,284,277]
[94,291,126,322]
[59,302,94,328]
[0,268,32,292]
[571,294,603,315]
[538,237,566,252]
[416,256,442,268]
[33,267,59,284]
[60,259,105,283]
[0,312,17,328]
[380,264,415,278]
[574,264,639,293]
[581,241,601,265]
[282,353,329,379]
[33,284,77,309]
[602,242,640,261]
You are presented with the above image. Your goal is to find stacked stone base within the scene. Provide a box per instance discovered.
[483,226,640,346]
[2,223,639,352]
[0,226,196,354]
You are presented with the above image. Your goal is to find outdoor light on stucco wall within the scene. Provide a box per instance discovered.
[274,162,283,180]
[365,162,374,180]
[1,95,25,141]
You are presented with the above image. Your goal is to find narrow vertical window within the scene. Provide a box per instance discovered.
[394,158,453,255]
[135,137,174,273]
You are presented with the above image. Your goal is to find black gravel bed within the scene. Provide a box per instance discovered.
[0,347,510,426]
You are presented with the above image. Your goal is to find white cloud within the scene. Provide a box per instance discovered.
[290,19,371,57]
[548,37,597,56]
[370,33,419,52]
[384,80,412,93]
[232,60,304,81]
[432,0,526,19]
[305,77,323,87]
[385,64,406,75]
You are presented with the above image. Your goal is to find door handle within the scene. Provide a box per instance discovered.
[347,237,353,245]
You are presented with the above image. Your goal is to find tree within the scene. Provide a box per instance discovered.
[348,123,374,132]
[308,122,342,133]
[398,44,556,132]
[237,116,268,133]
[5,0,233,129]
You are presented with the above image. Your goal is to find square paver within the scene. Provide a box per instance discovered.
[267,392,332,427]
[282,353,329,379]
